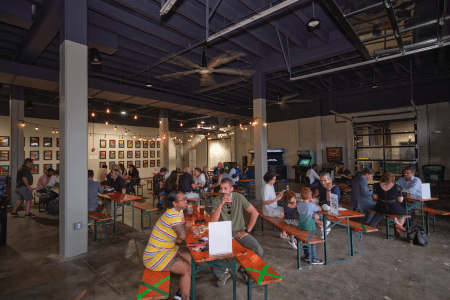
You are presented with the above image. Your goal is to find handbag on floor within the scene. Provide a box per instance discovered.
[407,220,428,246]
[47,198,59,216]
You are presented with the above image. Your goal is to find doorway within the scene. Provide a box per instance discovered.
[189,148,197,169]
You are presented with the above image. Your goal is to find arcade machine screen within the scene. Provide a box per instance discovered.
[298,159,311,166]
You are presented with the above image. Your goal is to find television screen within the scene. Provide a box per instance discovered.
[299,159,310,166]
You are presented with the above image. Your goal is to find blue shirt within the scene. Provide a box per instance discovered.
[396,176,422,196]
[349,174,373,210]
[297,201,319,231]
[317,183,340,206]
[88,179,104,211]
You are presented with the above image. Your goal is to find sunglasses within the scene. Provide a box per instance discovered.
[226,204,231,215]
[195,219,206,224]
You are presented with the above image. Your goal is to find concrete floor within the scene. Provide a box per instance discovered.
[1,182,450,300]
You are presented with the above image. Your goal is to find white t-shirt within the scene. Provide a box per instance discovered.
[165,173,170,180]
[194,173,206,186]
[261,184,282,217]
[306,169,320,184]
[47,175,59,188]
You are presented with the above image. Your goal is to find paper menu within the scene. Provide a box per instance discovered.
[209,221,233,256]
[330,193,340,216]
[421,183,431,200]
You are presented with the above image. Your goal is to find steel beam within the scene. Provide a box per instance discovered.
[384,0,404,54]
[437,0,447,45]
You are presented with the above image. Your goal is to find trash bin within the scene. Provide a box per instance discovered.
[422,165,445,192]
[0,196,7,246]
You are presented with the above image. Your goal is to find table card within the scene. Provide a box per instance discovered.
[330,193,340,216]
[421,183,431,200]
[209,221,232,256]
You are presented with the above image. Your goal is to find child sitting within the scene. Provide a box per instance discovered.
[297,187,324,265]
[283,190,298,249]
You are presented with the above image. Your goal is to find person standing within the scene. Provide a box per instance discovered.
[349,168,376,225]
[97,164,108,185]
[11,158,36,218]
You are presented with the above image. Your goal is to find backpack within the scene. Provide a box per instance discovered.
[47,198,59,215]
[231,167,242,179]
[407,220,428,246]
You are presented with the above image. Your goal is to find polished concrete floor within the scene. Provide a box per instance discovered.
[1,182,450,300]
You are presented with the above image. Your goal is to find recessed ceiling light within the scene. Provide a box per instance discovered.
[121,111,126,115]
[201,121,205,124]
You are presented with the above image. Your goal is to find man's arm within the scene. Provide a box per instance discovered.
[312,188,319,198]
[409,178,422,195]
[172,223,190,240]
[245,205,258,232]
[360,179,373,198]
[211,196,227,222]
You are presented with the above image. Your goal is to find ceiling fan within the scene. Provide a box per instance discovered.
[267,89,313,110]
[156,46,254,86]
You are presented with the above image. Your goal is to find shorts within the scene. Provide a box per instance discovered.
[284,219,299,226]
[89,205,104,213]
[15,186,34,202]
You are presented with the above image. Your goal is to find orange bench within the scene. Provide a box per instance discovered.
[137,269,170,300]
[88,212,114,241]
[236,249,282,300]
[366,210,410,239]
[133,202,157,230]
[418,207,450,234]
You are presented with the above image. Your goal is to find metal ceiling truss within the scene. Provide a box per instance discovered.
[276,27,291,77]
[205,0,223,40]
[384,0,404,55]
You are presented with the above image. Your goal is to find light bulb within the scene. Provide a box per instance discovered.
[105,121,108,125]
[114,126,117,130]
[35,126,39,130]
[228,124,230,127]
[91,112,95,117]
[159,120,162,124]
[106,108,110,113]
[134,115,138,120]
[56,130,58,133]
[180,123,183,127]
[52,130,55,134]
[263,123,267,126]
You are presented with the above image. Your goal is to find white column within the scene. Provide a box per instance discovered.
[159,109,169,169]
[9,86,25,206]
[315,116,323,169]
[253,73,267,201]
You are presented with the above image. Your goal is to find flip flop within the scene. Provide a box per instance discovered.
[395,222,406,231]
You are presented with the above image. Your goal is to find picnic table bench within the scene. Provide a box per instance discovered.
[137,269,170,300]
[419,207,450,234]
[88,212,114,241]
[133,202,157,230]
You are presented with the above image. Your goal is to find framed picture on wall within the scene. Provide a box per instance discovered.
[157,150,160,158]
[30,137,39,147]
[30,164,39,174]
[127,151,133,158]
[150,160,155,167]
[143,160,148,168]
[157,160,160,167]
[109,151,115,159]
[135,151,141,158]
[57,151,60,160]
[109,161,115,170]
[127,140,133,148]
[0,165,9,173]
[119,140,124,148]
[118,161,124,166]
[44,137,52,147]
[143,141,148,148]
[99,161,106,168]
[100,140,106,148]
[99,151,106,159]
[109,140,116,148]
[143,151,148,158]
[56,163,59,169]
[150,141,155,148]
[0,151,9,161]
[57,138,60,147]
[30,151,38,161]
[0,136,9,147]
[157,141,160,148]
[150,151,155,158]
[44,164,52,172]
[118,151,124,159]
[135,160,140,168]
[135,141,141,148]
[127,161,132,167]
[44,151,52,160]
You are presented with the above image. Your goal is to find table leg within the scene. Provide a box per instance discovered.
[191,260,196,300]
[232,257,236,300]
[114,201,117,235]
[421,201,425,228]
[132,200,135,232]
[346,219,351,261]
[323,216,328,265]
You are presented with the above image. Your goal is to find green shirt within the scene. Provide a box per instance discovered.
[212,192,251,232]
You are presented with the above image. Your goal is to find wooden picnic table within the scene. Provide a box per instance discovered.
[404,193,439,237]
[185,207,247,300]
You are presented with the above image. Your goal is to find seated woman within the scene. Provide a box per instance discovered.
[261,172,286,238]
[306,164,320,191]
[143,191,192,300]
[163,172,178,195]
[126,164,140,195]
[368,171,407,238]
[119,164,127,178]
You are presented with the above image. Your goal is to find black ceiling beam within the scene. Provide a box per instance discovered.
[321,0,371,60]
[384,0,404,54]
[437,0,447,44]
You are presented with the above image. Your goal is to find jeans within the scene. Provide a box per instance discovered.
[302,230,317,259]
[358,201,377,224]
[127,180,139,194]
[157,191,165,205]
[211,229,263,279]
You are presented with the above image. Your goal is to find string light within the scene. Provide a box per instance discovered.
[197,125,201,128]
[159,119,162,124]
[35,126,39,130]
[228,124,230,127]
[133,135,136,139]
[90,134,92,138]
[180,123,183,127]
[263,123,267,126]
[52,129,55,134]
[134,115,138,120]
[56,130,58,134]
[91,112,95,117]
[114,126,117,130]
[105,121,108,125]
[106,108,110,113]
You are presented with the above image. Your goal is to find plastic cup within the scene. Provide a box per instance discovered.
[187,205,193,215]
[199,205,205,216]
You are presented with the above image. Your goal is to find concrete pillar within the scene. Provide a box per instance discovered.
[253,73,267,201]
[9,86,25,206]
[315,116,323,169]
[59,0,88,258]
[159,109,169,169]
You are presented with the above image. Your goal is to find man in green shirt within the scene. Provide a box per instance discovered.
[210,178,261,287]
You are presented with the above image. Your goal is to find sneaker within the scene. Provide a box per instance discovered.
[288,239,297,249]
[174,289,182,300]
[238,266,249,284]
[312,258,324,265]
[24,213,37,218]
[215,272,231,287]
[11,212,19,217]
[304,256,310,262]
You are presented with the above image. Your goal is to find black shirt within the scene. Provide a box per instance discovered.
[335,169,352,185]
[129,169,140,179]
[337,169,351,177]
[16,165,33,188]
[178,172,195,193]
[112,176,129,194]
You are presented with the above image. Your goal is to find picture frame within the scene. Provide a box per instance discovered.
[127,140,133,148]
[135,151,141,158]
[99,162,106,168]
[143,141,148,148]
[30,151,39,161]
[157,160,160,167]
[44,164,52,172]
[150,160,155,167]
[127,151,133,158]
[150,151,155,158]
[118,161,124,166]
[135,160,140,168]
[118,140,124,148]
[157,150,160,158]
[44,137,52,147]
[100,140,106,148]
[150,141,155,148]
[119,151,124,159]
[44,151,52,160]
[57,151,60,160]
[0,165,9,173]
[30,137,39,147]
[135,140,141,148]
[57,138,60,147]
[99,151,106,159]
[157,141,160,148]
[0,150,9,161]
[109,161,115,170]
[143,160,148,168]
[143,151,148,158]
[30,164,39,174]
[109,140,116,148]
[0,136,9,147]
[109,151,115,159]
[127,161,132,167]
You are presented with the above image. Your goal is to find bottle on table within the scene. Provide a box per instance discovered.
[286,185,289,191]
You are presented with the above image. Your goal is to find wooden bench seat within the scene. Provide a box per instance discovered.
[137,269,170,300]
[88,212,114,241]
[418,207,450,234]
[339,203,356,210]
[133,202,157,230]
[236,249,282,300]
[366,210,410,239]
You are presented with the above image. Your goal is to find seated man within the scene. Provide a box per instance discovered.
[212,162,223,184]
[106,164,119,187]
[111,169,129,194]
[228,163,242,187]
[312,172,340,237]
[36,168,54,194]
[178,167,195,194]
[210,178,262,287]
[46,169,60,200]
[192,167,206,193]
[154,167,168,210]
[349,168,376,225]
[335,162,352,185]
[88,169,106,232]
[396,166,422,226]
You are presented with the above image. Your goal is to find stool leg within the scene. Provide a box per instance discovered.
[247,278,252,300]
[265,284,268,300]
[94,221,98,241]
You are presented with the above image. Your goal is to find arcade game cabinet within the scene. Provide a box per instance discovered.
[292,150,315,183]
[247,150,255,172]
[267,149,287,180]
[322,147,343,177]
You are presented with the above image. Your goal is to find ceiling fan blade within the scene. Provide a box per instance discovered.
[200,73,216,86]
[286,99,313,103]
[167,55,201,69]
[267,102,279,106]
[156,69,199,81]
[212,68,254,77]
[281,94,299,102]
[208,52,246,68]
[280,103,290,110]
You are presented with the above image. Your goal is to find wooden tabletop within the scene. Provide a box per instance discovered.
[321,209,364,220]
[238,179,254,182]
[98,191,141,203]
[405,193,439,202]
